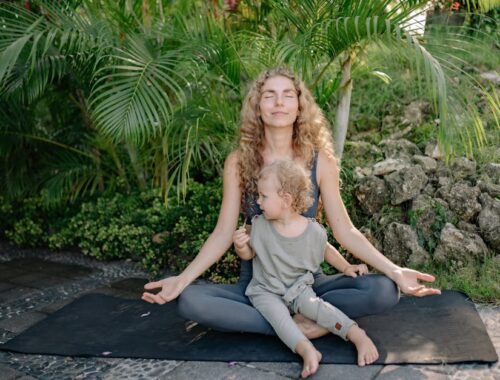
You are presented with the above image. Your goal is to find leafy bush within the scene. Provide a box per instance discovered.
[1,179,242,282]
[1,192,78,247]
[157,179,241,284]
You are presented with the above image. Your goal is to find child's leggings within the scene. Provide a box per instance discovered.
[249,286,356,351]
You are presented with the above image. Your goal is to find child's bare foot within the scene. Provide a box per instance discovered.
[293,313,329,339]
[295,340,322,378]
[346,325,379,366]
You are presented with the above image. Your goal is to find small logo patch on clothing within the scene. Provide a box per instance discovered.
[335,323,342,331]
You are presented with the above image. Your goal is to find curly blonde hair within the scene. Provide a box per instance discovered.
[259,160,313,214]
[237,67,335,202]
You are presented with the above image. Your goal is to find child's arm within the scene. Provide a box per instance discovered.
[324,244,368,277]
[233,225,255,260]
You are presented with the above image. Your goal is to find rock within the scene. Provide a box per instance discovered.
[383,222,430,265]
[435,161,452,178]
[344,141,382,164]
[477,179,500,198]
[425,141,444,160]
[401,101,430,126]
[380,139,421,159]
[410,195,451,239]
[354,176,389,215]
[434,223,489,265]
[382,115,398,131]
[372,158,411,176]
[484,163,500,184]
[437,176,453,187]
[480,71,500,85]
[478,193,500,251]
[457,221,478,233]
[373,206,405,226]
[412,155,437,173]
[353,166,373,180]
[385,165,428,205]
[422,183,436,196]
[450,157,477,180]
[437,182,481,222]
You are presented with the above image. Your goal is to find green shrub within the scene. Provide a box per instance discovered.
[0,195,14,238]
[158,179,241,283]
[2,193,77,247]
[44,179,241,282]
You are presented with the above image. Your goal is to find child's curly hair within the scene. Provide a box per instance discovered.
[258,160,313,214]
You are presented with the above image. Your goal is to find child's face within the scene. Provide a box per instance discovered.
[257,174,287,220]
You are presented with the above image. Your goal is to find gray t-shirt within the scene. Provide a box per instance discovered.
[245,215,328,297]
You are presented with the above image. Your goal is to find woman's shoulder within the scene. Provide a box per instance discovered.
[316,149,340,184]
[223,150,241,176]
[225,150,240,165]
[317,149,338,168]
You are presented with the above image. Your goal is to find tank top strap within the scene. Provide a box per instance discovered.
[310,150,319,191]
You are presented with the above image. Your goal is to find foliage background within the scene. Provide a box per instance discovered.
[0,0,498,301]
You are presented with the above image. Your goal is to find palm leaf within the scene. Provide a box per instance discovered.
[90,35,192,144]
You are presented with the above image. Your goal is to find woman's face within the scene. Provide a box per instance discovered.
[258,75,299,130]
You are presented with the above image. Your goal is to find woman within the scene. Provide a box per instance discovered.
[142,67,440,339]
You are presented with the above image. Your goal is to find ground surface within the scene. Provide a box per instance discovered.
[0,242,498,379]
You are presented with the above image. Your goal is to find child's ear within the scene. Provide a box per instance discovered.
[281,192,293,208]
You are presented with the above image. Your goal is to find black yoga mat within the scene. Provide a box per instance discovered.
[1,290,497,364]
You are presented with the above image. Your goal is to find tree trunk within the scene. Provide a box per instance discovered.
[334,51,354,161]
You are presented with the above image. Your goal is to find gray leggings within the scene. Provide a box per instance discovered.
[177,262,400,335]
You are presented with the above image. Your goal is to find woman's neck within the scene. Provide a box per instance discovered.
[262,126,294,161]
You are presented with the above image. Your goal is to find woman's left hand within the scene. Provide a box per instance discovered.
[390,267,441,297]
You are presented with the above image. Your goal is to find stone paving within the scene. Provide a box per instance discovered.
[0,241,498,380]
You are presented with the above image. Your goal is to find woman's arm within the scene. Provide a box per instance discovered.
[317,150,440,297]
[142,151,242,304]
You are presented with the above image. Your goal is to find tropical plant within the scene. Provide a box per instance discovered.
[0,0,498,206]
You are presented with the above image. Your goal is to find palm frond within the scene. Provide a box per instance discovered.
[89,35,192,144]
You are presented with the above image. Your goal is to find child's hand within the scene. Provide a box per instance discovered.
[343,264,369,278]
[233,226,250,250]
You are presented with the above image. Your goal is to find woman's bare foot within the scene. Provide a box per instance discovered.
[293,313,329,339]
[295,340,322,378]
[346,325,379,366]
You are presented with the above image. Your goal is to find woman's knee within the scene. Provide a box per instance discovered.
[177,284,206,320]
[365,274,400,312]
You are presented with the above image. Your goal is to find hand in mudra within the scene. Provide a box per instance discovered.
[391,267,441,297]
[142,276,186,304]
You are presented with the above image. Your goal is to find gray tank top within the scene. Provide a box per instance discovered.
[243,152,320,225]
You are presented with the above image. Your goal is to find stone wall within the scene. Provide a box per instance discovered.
[352,138,499,266]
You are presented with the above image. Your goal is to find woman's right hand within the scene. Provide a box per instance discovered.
[142,276,187,304]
